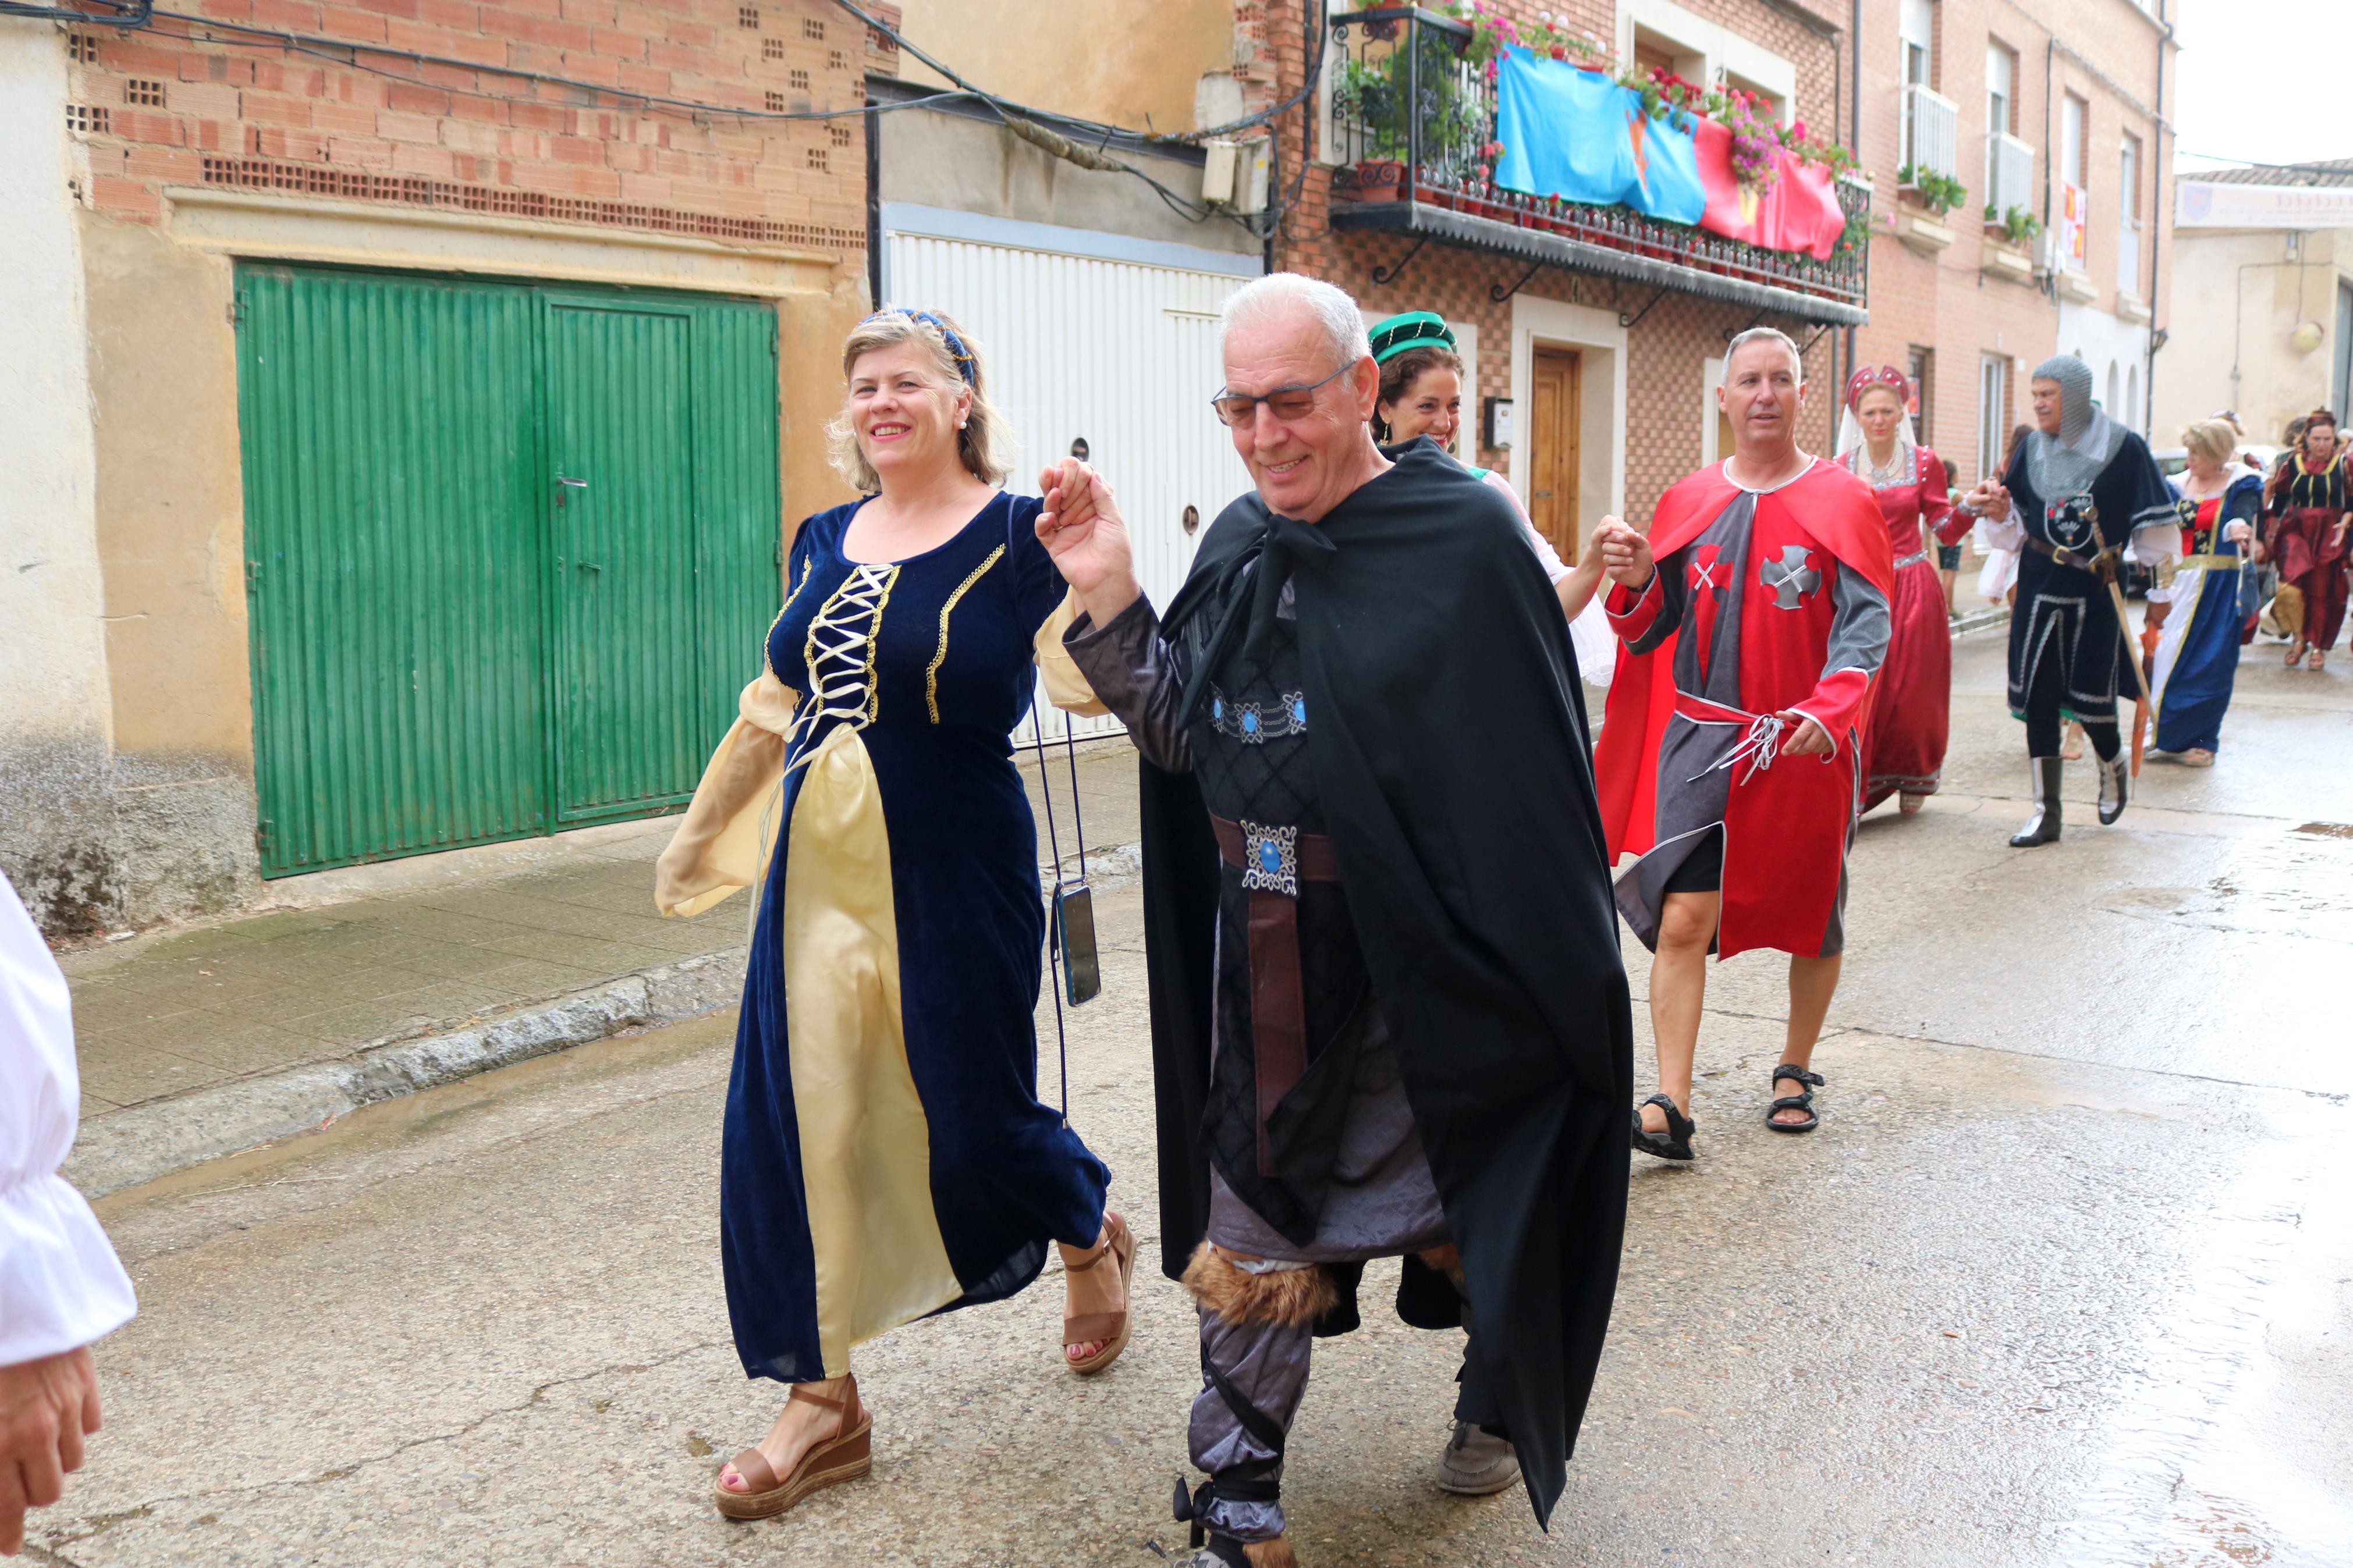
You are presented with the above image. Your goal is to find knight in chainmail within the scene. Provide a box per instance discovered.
[1968,354,2177,845]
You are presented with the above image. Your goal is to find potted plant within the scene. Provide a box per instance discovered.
[1329,29,1485,202]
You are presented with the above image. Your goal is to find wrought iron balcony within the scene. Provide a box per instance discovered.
[1325,6,1868,325]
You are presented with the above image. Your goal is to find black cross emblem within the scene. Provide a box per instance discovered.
[1760,545,1820,610]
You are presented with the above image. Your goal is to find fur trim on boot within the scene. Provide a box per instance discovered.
[1242,1536,1297,1568]
[1416,1243,1467,1295]
[1182,1242,1338,1329]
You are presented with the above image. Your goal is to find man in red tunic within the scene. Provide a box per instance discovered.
[1592,328,1894,1157]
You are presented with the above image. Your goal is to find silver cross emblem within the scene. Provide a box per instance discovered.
[1760,545,1820,610]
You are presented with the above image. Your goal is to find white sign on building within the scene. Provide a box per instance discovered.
[2177,181,2353,230]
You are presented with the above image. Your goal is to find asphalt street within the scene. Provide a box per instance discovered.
[34,628,2353,1568]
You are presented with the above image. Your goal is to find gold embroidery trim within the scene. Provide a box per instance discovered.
[926,543,1006,724]
[764,550,814,682]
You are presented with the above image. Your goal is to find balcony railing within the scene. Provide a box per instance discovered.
[1324,8,1867,323]
[1985,131,2033,218]
[1901,83,1959,182]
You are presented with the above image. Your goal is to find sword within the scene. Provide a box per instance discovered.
[2084,506,2155,776]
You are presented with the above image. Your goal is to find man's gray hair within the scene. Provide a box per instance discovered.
[1219,272,1373,369]
[1724,325,1805,379]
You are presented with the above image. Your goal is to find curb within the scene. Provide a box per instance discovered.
[65,948,748,1200]
[1951,606,2009,638]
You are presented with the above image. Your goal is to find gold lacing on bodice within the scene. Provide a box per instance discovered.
[785,561,899,775]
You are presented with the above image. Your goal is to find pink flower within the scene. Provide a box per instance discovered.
[1789,119,1808,142]
[1475,163,1491,180]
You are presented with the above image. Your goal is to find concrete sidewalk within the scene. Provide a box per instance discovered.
[58,738,1144,1197]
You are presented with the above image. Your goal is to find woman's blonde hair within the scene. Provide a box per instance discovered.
[2180,417,2238,468]
[826,308,1013,493]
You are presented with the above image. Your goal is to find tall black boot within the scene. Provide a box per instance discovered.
[2096,750,2128,825]
[2010,757,2064,847]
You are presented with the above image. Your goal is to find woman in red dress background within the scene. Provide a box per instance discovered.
[1837,366,1973,812]
[2263,408,2352,671]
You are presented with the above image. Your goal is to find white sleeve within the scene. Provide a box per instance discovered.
[1979,511,2024,552]
[0,876,136,1367]
[1567,595,1616,686]
[2130,526,2177,568]
[1482,470,1571,583]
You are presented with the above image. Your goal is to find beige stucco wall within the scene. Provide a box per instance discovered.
[778,270,872,534]
[55,188,853,929]
[1,26,119,937]
[79,214,265,925]
[894,0,1238,133]
[2156,226,2349,450]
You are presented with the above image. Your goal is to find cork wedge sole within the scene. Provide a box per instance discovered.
[713,1380,872,1521]
[1063,1211,1138,1377]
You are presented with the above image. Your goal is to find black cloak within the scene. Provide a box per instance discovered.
[1134,439,1632,1530]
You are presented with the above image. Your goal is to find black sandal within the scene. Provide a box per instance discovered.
[1765,1065,1824,1133]
[1630,1093,1695,1161]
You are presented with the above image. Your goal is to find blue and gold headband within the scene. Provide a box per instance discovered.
[862,306,977,385]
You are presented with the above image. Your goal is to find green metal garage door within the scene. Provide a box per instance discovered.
[236,264,779,877]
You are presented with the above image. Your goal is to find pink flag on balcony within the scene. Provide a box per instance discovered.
[1691,120,1846,259]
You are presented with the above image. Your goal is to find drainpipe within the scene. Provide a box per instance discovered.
[2042,35,2056,306]
[2143,0,2167,433]
[1845,0,1861,378]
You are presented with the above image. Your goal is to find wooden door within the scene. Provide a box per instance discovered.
[1529,347,1581,563]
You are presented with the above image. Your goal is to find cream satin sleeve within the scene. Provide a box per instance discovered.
[654,671,798,919]
[1033,589,1112,717]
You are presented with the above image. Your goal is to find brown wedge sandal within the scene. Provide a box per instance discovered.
[712,1377,871,1520]
[1061,1210,1137,1376]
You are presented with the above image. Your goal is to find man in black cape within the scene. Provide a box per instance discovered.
[1037,272,1631,1568]
[1963,353,2176,845]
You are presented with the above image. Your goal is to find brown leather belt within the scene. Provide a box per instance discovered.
[1211,815,1341,1176]
[2024,535,2118,577]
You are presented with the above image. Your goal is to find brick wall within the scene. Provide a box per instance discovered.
[1847,0,2172,474]
[58,0,887,252]
[1252,0,1839,522]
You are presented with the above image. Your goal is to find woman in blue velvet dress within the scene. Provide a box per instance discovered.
[2148,418,2263,766]
[656,309,1132,1520]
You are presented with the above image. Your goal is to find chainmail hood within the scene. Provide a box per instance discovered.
[2025,354,2118,504]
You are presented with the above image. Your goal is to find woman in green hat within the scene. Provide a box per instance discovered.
[1368,310,1613,679]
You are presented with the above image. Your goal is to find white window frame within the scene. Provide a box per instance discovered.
[2117,134,2143,298]
[1616,0,1797,126]
[1976,352,2009,485]
[1985,41,2012,136]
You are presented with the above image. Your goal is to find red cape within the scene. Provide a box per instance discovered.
[1595,460,1896,958]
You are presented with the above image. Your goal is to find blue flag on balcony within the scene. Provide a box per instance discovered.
[1492,48,1705,226]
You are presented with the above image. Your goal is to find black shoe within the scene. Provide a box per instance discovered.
[1630,1093,1695,1161]
[1765,1064,1823,1133]
[2096,751,2128,825]
[2010,756,2063,847]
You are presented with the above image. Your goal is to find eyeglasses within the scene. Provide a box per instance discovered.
[1209,363,1352,428]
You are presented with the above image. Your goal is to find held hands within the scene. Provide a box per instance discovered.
[0,1346,104,1556]
[1593,516,1653,590]
[2224,520,2254,546]
[1964,480,2012,522]
[1035,458,1141,624]
[1775,712,1835,757]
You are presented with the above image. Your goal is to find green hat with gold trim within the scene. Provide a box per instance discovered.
[1368,310,1456,365]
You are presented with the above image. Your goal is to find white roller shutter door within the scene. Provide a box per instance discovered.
[883,228,1255,744]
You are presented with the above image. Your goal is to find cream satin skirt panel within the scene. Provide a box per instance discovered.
[782,722,963,1375]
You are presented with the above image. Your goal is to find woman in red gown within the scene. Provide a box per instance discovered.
[1837,367,1973,812]
[2263,408,2352,671]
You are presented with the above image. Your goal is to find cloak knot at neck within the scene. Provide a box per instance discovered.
[1243,514,1338,659]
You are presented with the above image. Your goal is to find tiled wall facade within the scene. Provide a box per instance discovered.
[1848,0,2171,476]
[57,0,886,251]
[1250,0,1839,521]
